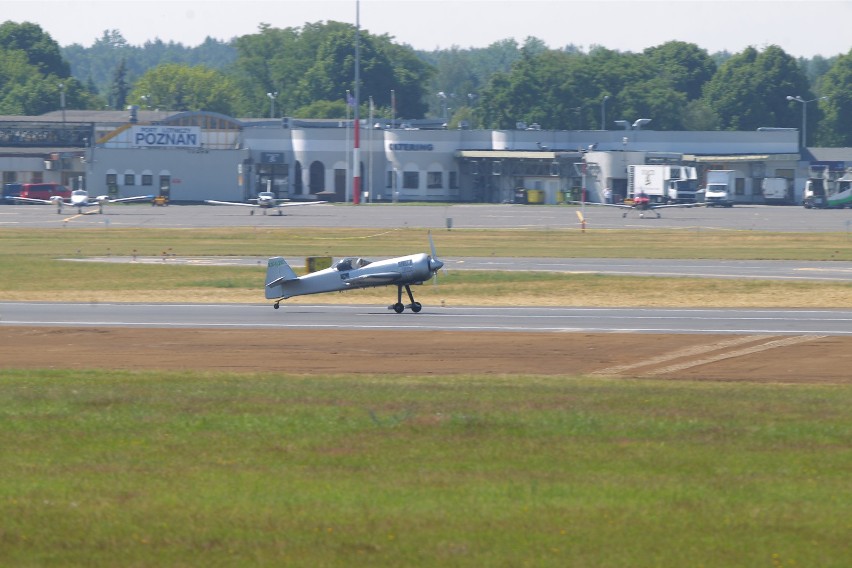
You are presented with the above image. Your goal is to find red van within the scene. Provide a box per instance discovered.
[19,183,71,201]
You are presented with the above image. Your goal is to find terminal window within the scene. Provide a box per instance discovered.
[141,174,153,186]
[427,171,442,189]
[403,171,419,189]
[124,174,136,186]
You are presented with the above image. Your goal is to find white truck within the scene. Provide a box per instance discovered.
[627,165,697,203]
[703,170,736,207]
[762,177,793,205]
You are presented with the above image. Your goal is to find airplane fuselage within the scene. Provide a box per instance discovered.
[274,253,433,299]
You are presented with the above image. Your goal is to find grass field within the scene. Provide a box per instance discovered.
[2,370,851,567]
[2,226,852,566]
[1,227,851,306]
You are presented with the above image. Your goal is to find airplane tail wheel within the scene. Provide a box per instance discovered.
[411,302,422,313]
[273,302,280,310]
[393,303,405,314]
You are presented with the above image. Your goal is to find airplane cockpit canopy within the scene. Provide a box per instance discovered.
[335,257,372,271]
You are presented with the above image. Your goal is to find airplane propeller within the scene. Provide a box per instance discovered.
[427,231,444,278]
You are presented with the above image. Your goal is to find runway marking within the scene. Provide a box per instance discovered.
[592,334,826,377]
[644,334,826,376]
[589,335,774,376]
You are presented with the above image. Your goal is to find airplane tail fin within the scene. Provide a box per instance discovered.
[265,257,298,299]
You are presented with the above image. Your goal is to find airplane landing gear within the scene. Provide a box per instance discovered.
[273,301,281,309]
[390,284,422,313]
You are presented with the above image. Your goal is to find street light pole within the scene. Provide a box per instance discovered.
[600,95,609,130]
[786,95,828,148]
[266,92,278,118]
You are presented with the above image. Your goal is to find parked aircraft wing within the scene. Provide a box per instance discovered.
[275,201,329,207]
[106,195,154,204]
[205,200,259,207]
[652,202,701,209]
[568,200,632,210]
[5,196,56,205]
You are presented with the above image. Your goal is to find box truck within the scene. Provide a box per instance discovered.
[703,170,736,207]
[627,165,697,203]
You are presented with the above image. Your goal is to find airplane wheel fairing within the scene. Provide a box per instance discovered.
[393,303,405,313]
[411,302,422,313]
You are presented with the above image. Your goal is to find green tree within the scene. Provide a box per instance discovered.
[129,63,242,114]
[643,41,716,101]
[0,21,69,77]
[233,21,432,120]
[701,45,810,131]
[814,51,852,146]
[110,58,129,110]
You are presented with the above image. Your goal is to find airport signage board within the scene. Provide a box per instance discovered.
[131,126,201,148]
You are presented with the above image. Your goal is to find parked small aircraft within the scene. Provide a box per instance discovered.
[571,192,700,218]
[205,191,327,215]
[6,189,153,214]
[265,233,444,313]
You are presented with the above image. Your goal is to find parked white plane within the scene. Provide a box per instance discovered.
[205,191,327,215]
[7,189,153,214]
[265,233,444,313]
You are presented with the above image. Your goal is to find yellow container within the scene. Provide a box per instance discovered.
[526,189,544,204]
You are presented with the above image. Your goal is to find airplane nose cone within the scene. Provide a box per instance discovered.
[429,258,443,272]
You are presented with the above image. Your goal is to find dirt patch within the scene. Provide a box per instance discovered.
[1,327,849,384]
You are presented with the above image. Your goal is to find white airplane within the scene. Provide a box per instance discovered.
[7,189,153,214]
[205,191,327,215]
[265,233,444,313]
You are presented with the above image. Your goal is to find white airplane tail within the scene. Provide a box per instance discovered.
[265,257,298,299]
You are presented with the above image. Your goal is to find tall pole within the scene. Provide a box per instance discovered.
[368,96,374,203]
[352,0,361,205]
[601,95,609,130]
[787,95,828,149]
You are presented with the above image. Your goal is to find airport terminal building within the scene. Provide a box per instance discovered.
[0,108,845,206]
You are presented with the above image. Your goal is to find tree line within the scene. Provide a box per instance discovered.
[1,19,850,145]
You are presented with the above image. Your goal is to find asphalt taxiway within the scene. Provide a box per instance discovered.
[2,202,851,232]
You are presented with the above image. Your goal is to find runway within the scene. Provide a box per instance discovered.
[2,302,850,335]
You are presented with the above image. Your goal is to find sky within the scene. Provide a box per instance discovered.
[5,0,850,59]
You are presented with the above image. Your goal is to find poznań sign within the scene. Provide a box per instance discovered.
[131,126,201,148]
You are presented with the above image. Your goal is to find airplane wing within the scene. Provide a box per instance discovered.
[204,200,260,208]
[5,196,56,205]
[650,202,701,209]
[568,200,633,210]
[107,195,154,204]
[274,200,329,207]
[344,272,402,286]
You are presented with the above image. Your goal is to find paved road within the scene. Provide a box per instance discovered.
[2,202,851,232]
[2,302,850,336]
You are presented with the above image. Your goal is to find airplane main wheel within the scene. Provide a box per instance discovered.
[392,303,405,314]
[273,302,280,310]
[411,302,422,313]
